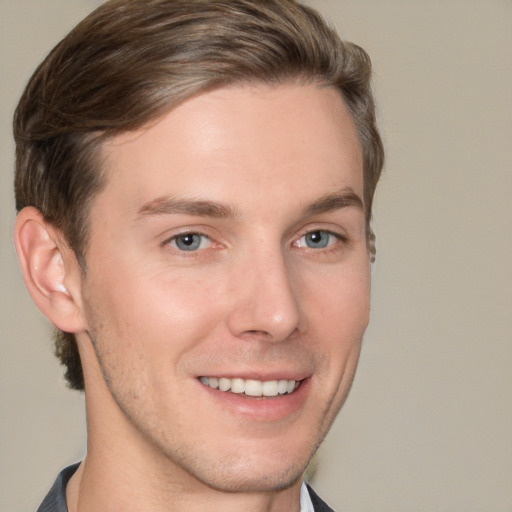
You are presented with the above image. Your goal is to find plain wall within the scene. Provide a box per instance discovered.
[1,1,511,511]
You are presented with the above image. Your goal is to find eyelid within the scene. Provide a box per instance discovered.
[294,229,343,248]
[159,224,348,254]
[169,232,211,251]
[294,223,347,242]
[159,223,235,259]
[159,222,212,240]
[161,228,211,248]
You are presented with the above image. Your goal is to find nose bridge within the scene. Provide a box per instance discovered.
[227,241,304,342]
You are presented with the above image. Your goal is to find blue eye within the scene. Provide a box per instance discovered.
[170,233,210,251]
[299,230,337,249]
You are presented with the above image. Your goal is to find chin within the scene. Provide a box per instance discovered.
[200,461,306,494]
[166,443,313,494]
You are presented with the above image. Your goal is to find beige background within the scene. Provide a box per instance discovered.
[1,1,511,511]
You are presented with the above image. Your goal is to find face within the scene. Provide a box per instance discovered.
[76,83,370,493]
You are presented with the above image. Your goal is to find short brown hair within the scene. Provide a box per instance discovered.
[14,0,384,391]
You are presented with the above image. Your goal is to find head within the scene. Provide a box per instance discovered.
[14,0,383,495]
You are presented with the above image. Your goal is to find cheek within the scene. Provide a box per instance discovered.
[304,262,371,340]
[307,266,370,414]
[85,265,228,365]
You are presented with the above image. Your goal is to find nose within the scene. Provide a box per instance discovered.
[226,247,305,343]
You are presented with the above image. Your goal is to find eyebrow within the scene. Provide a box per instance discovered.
[136,187,363,221]
[136,196,238,219]
[303,188,364,216]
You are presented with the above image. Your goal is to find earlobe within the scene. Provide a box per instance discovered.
[13,207,86,333]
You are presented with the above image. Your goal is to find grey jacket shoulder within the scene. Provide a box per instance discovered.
[308,484,337,512]
[36,463,79,512]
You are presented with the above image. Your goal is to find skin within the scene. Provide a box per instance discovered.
[16,83,370,511]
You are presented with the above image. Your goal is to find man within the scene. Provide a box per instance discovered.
[13,0,383,510]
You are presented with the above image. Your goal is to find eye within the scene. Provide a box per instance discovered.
[168,233,211,251]
[296,230,339,249]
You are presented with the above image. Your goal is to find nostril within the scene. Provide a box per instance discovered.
[243,329,272,338]
[239,326,301,343]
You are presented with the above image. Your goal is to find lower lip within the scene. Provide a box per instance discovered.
[197,378,311,422]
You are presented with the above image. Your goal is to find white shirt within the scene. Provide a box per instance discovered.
[300,481,315,512]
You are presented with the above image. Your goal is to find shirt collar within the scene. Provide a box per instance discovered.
[300,481,315,512]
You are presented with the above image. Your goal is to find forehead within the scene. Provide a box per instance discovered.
[97,83,363,219]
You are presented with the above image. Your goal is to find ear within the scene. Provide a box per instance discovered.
[13,207,87,333]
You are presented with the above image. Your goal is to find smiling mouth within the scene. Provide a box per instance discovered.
[199,376,300,397]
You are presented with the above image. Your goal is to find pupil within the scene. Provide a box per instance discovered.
[306,231,328,248]
[176,233,201,251]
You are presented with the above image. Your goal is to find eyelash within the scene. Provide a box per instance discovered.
[163,228,347,256]
[164,231,212,252]
[294,229,347,253]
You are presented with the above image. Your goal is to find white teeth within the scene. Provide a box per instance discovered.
[262,380,278,397]
[277,379,289,394]
[218,377,231,391]
[200,376,299,397]
[245,379,263,396]
[231,378,245,393]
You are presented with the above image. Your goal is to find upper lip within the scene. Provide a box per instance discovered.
[197,371,310,381]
